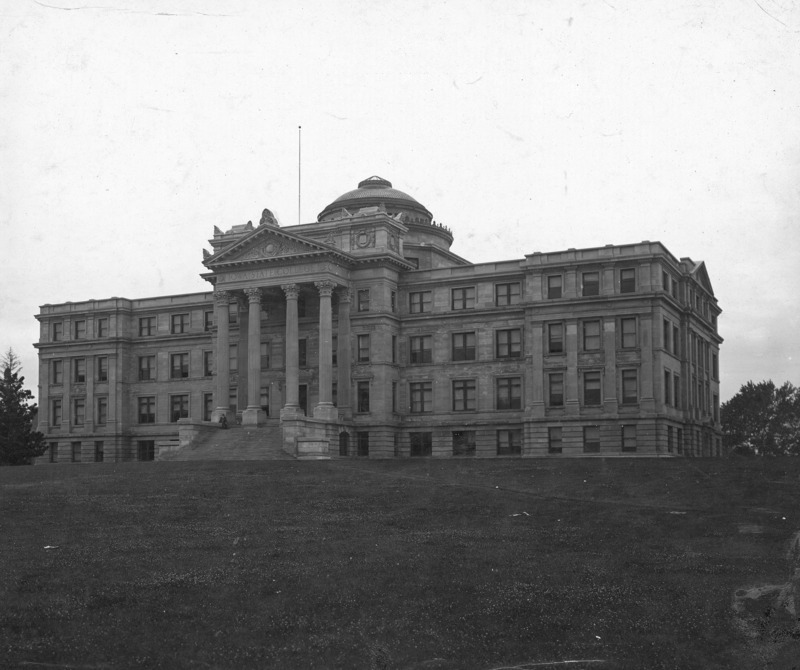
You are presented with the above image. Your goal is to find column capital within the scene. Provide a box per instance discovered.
[282,283,299,300]
[244,287,262,304]
[213,289,230,306]
[315,280,336,297]
[337,287,352,303]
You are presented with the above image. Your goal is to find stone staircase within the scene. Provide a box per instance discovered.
[163,422,294,461]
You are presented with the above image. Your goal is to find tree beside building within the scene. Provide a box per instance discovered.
[0,349,47,465]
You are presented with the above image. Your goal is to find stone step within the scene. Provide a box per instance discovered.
[167,424,295,461]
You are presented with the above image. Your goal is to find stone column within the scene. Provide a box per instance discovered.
[313,280,337,421]
[280,284,302,418]
[242,287,266,427]
[336,287,352,417]
[211,290,233,423]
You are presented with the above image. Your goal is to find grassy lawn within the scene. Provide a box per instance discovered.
[1,458,799,669]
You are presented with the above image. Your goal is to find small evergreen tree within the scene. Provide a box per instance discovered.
[0,349,47,465]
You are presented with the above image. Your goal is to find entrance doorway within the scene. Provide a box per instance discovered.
[299,384,308,416]
[339,432,349,457]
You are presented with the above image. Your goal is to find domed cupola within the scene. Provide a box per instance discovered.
[317,176,433,224]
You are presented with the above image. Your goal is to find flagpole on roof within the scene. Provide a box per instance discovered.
[298,125,302,225]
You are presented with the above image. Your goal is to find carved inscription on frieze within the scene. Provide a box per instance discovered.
[218,262,347,284]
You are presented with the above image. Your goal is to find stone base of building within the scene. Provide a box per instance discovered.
[241,406,267,427]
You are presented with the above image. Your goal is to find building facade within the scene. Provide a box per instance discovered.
[34,176,723,462]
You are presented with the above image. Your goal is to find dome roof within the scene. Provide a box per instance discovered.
[317,176,432,222]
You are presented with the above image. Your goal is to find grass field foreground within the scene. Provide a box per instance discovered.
[2,458,799,669]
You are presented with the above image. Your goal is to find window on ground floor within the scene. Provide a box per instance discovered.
[138,440,155,461]
[452,430,475,456]
[357,432,369,457]
[583,426,600,453]
[548,427,563,454]
[497,429,522,456]
[622,425,637,452]
[71,441,81,462]
[410,432,432,457]
[94,441,104,462]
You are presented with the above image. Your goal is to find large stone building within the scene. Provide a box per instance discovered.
[34,176,723,462]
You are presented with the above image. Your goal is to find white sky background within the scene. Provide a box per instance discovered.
[1,0,798,402]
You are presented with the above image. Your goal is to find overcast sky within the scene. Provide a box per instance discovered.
[2,0,798,402]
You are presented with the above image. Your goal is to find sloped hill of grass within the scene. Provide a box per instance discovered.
[1,458,798,669]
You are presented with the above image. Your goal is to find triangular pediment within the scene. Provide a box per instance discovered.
[691,261,715,296]
[204,226,345,268]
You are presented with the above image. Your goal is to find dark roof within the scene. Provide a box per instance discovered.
[317,176,432,221]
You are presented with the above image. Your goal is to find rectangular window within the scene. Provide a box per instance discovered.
[96,356,108,382]
[52,360,63,385]
[452,379,476,411]
[620,268,636,293]
[171,394,189,422]
[497,429,522,455]
[677,428,683,455]
[583,371,601,406]
[229,388,238,413]
[582,320,601,351]
[410,335,433,364]
[203,351,213,377]
[139,316,155,337]
[410,432,432,457]
[621,370,638,404]
[357,381,370,413]
[332,382,338,408]
[496,377,522,410]
[171,353,189,379]
[667,425,674,453]
[391,335,396,364]
[673,325,680,356]
[452,332,476,361]
[495,282,521,306]
[204,311,214,332]
[548,323,564,354]
[139,355,155,381]
[96,318,108,338]
[71,441,81,462]
[664,370,672,406]
[357,288,370,312]
[496,328,521,358]
[357,432,369,457]
[390,290,397,312]
[298,339,307,367]
[620,318,637,349]
[138,396,156,424]
[674,375,680,409]
[203,392,214,422]
[94,441,104,462]
[357,334,370,363]
[171,314,188,334]
[229,345,238,372]
[51,399,62,426]
[548,427,563,454]
[622,425,637,452]
[52,322,63,341]
[672,278,679,300]
[73,398,85,426]
[452,430,476,456]
[409,291,431,314]
[74,358,86,383]
[260,341,270,369]
[333,336,338,366]
[663,319,671,353]
[582,272,600,297]
[391,381,396,412]
[261,387,270,416]
[74,320,86,339]
[137,440,155,462]
[410,382,432,413]
[297,295,306,318]
[228,302,238,324]
[547,275,562,299]
[584,426,600,453]
[451,287,475,310]
[96,397,107,425]
[712,354,718,380]
[49,442,57,463]
[714,394,719,423]
[548,373,564,407]
[662,271,670,293]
